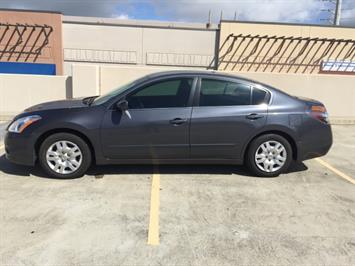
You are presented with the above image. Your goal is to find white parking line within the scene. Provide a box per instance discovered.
[315,158,355,185]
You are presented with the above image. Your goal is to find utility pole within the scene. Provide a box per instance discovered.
[334,0,342,25]
[207,10,212,28]
[320,0,343,26]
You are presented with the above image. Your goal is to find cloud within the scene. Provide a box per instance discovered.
[0,0,119,18]
[148,0,323,23]
[340,6,355,26]
[115,13,131,20]
[0,0,354,26]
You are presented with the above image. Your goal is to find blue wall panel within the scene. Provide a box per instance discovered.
[0,62,56,75]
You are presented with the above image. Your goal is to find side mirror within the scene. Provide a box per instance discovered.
[116,100,131,119]
[116,100,128,111]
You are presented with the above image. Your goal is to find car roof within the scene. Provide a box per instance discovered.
[141,70,280,92]
[144,70,246,80]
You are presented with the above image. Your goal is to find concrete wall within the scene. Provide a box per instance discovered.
[62,16,218,75]
[0,74,68,119]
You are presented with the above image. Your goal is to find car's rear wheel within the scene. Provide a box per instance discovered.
[246,134,292,177]
[39,133,92,179]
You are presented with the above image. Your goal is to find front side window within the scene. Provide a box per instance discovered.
[199,79,251,106]
[127,78,193,109]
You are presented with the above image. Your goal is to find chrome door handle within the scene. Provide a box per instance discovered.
[170,118,187,125]
[246,113,264,120]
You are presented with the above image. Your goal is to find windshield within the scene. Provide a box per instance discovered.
[91,80,137,105]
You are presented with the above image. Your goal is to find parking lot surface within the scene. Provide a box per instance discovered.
[0,125,354,266]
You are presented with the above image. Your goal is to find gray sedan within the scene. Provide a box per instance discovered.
[4,71,332,178]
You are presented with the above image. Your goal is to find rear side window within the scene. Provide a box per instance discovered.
[252,88,269,105]
[199,79,251,107]
[127,78,193,109]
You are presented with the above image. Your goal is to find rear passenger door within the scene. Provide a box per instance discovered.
[190,77,269,160]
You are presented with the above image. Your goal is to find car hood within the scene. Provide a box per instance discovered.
[25,98,89,112]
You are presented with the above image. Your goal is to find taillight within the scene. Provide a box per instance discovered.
[308,105,329,124]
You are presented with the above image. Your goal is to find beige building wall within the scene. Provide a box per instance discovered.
[0,74,68,119]
[218,21,355,75]
[62,16,217,75]
[0,9,64,75]
[72,65,100,98]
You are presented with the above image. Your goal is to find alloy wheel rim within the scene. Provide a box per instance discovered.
[255,140,287,173]
[46,141,82,174]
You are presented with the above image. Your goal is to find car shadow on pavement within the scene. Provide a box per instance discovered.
[0,154,308,179]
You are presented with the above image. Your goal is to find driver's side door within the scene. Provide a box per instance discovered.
[100,77,196,160]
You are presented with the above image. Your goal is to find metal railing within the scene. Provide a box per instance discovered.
[218,33,355,74]
[0,23,53,62]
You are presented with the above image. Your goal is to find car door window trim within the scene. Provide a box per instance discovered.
[107,75,198,111]
[193,75,272,108]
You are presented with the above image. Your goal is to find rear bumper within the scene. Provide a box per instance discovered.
[297,122,333,161]
[4,132,36,166]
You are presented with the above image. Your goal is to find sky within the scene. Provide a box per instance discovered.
[1,0,354,26]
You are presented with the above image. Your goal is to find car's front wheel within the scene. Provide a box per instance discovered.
[246,134,292,177]
[39,133,92,179]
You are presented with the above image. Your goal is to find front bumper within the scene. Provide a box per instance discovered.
[4,131,36,166]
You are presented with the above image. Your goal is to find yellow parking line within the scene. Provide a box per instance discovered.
[315,158,355,185]
[147,167,160,246]
[0,143,4,151]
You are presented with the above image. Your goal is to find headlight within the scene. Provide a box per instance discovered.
[8,115,42,133]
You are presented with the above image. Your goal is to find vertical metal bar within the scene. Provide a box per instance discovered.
[231,36,256,71]
[311,39,336,73]
[294,38,319,73]
[7,24,27,61]
[279,38,303,72]
[215,34,235,69]
[223,35,249,71]
[33,26,53,62]
[239,36,263,71]
[255,37,278,72]
[247,36,271,71]
[302,39,325,73]
[25,25,44,61]
[263,37,286,72]
[0,24,10,44]
[330,40,349,71]
[344,43,355,72]
[16,25,36,61]
[271,38,294,72]
[0,25,17,60]
[287,38,311,73]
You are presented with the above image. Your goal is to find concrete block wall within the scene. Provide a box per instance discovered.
[0,74,69,120]
[72,65,100,98]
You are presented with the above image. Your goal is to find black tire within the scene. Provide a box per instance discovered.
[39,133,92,179]
[245,134,292,177]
